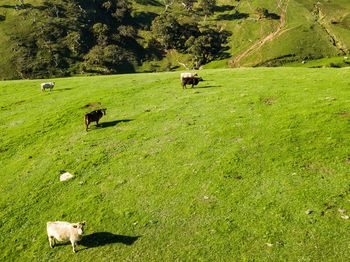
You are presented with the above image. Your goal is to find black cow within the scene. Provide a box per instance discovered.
[181,77,203,89]
[84,109,106,131]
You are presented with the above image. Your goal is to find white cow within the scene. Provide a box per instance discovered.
[180,72,198,81]
[41,82,55,92]
[47,221,85,253]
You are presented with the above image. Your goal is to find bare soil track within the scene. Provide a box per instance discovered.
[230,0,290,67]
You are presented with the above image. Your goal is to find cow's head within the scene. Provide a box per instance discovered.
[73,221,86,235]
[101,108,107,115]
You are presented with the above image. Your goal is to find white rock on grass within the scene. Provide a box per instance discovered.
[305,209,313,215]
[338,208,347,214]
[60,172,74,182]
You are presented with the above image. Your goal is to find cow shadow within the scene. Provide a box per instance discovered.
[99,119,133,128]
[198,85,222,89]
[54,88,73,92]
[80,232,140,249]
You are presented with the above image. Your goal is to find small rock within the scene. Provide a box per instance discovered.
[60,172,74,182]
[338,208,347,214]
[79,181,84,185]
[266,243,273,247]
[341,215,349,220]
[203,196,209,200]
[324,97,336,101]
[305,209,313,215]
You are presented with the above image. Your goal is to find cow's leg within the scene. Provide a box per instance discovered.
[85,118,89,131]
[96,120,99,126]
[48,236,55,248]
[71,241,77,253]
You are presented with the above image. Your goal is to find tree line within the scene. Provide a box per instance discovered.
[6,0,230,79]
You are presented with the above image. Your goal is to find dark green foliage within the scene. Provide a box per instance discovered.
[185,28,230,68]
[83,44,136,74]
[151,13,183,50]
[199,0,216,17]
[255,7,269,19]
[182,0,197,11]
[9,0,140,78]
[151,12,229,68]
[5,0,231,78]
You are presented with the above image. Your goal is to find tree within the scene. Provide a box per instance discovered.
[92,23,110,46]
[83,44,135,74]
[181,0,197,11]
[8,0,141,78]
[255,7,269,19]
[185,28,229,68]
[151,14,182,49]
[199,0,216,22]
[162,0,175,12]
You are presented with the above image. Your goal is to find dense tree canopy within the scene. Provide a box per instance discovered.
[10,0,141,78]
[5,0,231,78]
[151,12,230,69]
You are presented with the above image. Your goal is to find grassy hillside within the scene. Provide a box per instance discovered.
[132,0,350,68]
[1,68,350,260]
[0,0,43,79]
[1,0,350,79]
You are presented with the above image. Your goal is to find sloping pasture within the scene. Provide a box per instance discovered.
[0,68,349,260]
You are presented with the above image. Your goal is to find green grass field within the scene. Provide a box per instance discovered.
[1,68,350,260]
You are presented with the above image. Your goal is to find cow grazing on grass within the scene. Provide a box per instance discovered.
[180,72,198,81]
[182,76,203,89]
[47,221,85,253]
[84,108,106,131]
[41,82,55,92]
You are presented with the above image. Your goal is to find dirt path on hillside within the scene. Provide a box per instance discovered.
[229,0,290,67]
[313,3,347,55]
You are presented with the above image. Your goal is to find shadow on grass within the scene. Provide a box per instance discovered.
[54,88,73,92]
[213,5,235,12]
[0,4,46,10]
[80,232,140,249]
[216,11,249,20]
[198,85,222,89]
[99,119,133,128]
